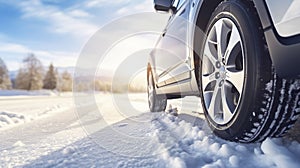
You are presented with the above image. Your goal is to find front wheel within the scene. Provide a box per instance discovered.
[199,0,300,143]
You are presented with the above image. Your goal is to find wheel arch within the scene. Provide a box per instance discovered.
[193,0,224,85]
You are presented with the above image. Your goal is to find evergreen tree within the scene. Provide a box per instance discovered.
[43,63,57,90]
[0,58,12,89]
[15,53,44,90]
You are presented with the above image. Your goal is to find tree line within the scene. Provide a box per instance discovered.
[0,53,72,91]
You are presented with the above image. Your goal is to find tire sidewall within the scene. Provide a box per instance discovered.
[147,70,156,112]
[199,1,265,139]
[148,69,167,112]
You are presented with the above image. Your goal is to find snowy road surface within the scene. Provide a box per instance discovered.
[0,93,300,167]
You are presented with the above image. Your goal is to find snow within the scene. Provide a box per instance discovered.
[152,113,300,167]
[0,89,57,97]
[0,93,299,167]
[261,138,300,168]
[0,111,28,128]
[0,93,73,130]
[13,141,26,148]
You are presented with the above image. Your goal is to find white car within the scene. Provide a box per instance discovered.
[148,0,300,142]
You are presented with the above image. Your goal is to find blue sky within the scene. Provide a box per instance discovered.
[0,0,153,71]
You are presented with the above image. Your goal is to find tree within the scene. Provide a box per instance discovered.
[57,70,72,92]
[95,79,111,92]
[15,53,44,90]
[0,57,12,89]
[43,63,57,90]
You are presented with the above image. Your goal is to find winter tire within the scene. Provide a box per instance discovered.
[199,0,300,143]
[148,67,167,112]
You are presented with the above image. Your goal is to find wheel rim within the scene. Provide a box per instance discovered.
[201,18,245,125]
[148,73,154,109]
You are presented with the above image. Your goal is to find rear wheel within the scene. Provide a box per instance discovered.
[148,68,167,112]
[199,0,300,142]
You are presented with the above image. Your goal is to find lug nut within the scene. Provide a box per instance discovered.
[215,72,220,79]
[219,80,224,87]
[216,62,221,68]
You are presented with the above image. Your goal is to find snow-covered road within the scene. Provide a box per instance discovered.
[0,93,299,167]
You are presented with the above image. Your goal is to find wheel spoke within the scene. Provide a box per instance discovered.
[226,70,244,94]
[224,26,240,64]
[207,84,220,119]
[148,85,152,94]
[148,74,154,109]
[215,20,230,60]
[148,84,153,93]
[148,94,153,107]
[221,85,234,122]
[204,42,218,65]
[215,21,223,60]
[202,73,215,91]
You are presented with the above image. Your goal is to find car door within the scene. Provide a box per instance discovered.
[152,0,192,87]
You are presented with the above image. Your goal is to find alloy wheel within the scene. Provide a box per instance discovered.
[201,18,245,125]
[148,73,154,109]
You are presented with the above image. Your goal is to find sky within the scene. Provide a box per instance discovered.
[0,0,156,71]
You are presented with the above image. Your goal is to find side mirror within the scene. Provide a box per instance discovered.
[154,0,174,12]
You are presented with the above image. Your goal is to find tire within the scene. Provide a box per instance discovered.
[147,67,167,112]
[198,0,300,143]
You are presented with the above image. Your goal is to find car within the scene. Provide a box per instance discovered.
[147,0,300,143]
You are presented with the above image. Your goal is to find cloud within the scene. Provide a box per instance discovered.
[0,43,30,53]
[0,42,77,70]
[116,0,154,16]
[84,0,130,8]
[17,0,98,39]
[0,0,163,71]
[3,0,157,40]
[67,9,91,18]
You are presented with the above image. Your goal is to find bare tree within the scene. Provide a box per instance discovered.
[0,57,12,89]
[15,53,44,90]
[43,63,57,90]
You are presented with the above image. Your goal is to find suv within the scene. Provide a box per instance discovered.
[147,0,300,143]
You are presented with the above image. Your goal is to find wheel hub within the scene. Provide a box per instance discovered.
[219,65,227,80]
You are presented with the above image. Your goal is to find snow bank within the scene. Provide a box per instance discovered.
[0,90,57,97]
[261,138,300,168]
[0,104,71,130]
[0,92,299,167]
[0,111,28,128]
[152,113,300,168]
[13,141,26,148]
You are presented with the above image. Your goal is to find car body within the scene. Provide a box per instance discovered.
[148,0,300,142]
